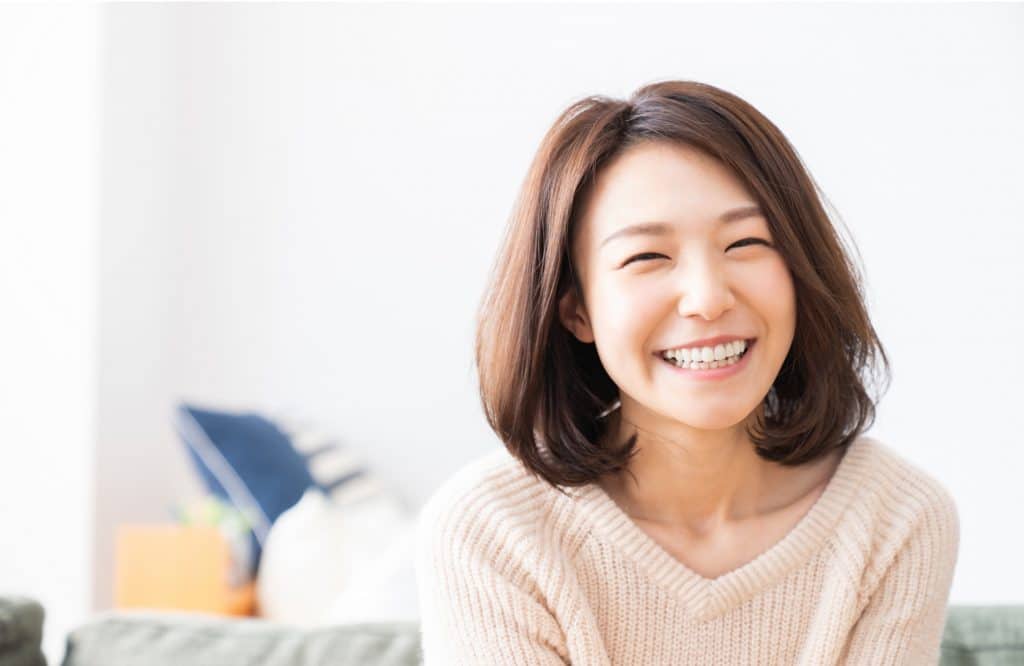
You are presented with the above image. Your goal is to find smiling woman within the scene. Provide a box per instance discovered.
[415,80,960,665]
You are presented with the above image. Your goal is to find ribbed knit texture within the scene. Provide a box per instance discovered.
[414,435,960,665]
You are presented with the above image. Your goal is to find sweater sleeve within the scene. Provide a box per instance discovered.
[413,487,571,665]
[840,487,960,665]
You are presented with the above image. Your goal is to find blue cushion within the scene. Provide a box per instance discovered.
[174,403,319,576]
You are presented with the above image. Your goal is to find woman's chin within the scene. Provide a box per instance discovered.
[644,406,748,431]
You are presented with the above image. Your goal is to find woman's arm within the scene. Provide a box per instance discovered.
[840,489,960,665]
[413,494,572,665]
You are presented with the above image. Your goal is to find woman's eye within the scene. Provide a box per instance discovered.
[729,237,771,250]
[622,252,666,266]
[621,239,772,268]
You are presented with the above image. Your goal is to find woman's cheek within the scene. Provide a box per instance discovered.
[746,260,797,323]
[738,271,796,374]
[592,280,664,371]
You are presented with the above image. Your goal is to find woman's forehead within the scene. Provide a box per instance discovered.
[576,142,756,243]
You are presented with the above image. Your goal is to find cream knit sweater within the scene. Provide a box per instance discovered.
[414,435,960,665]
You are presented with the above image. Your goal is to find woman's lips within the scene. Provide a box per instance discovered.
[655,338,757,379]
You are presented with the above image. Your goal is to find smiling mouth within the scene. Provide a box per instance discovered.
[656,338,756,370]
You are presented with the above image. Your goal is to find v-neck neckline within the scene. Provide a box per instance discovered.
[567,435,874,621]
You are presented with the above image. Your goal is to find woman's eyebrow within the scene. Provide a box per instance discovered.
[599,204,763,248]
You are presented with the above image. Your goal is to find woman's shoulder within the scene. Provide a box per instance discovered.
[851,434,958,523]
[836,434,960,574]
[414,446,579,554]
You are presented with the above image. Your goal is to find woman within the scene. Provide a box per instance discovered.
[414,80,959,665]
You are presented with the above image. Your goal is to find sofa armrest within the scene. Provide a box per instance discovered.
[0,596,45,666]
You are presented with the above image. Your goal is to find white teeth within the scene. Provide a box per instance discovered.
[661,339,750,367]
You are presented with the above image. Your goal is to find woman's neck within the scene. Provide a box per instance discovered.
[596,403,840,537]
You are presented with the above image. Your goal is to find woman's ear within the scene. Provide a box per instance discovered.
[558,286,595,344]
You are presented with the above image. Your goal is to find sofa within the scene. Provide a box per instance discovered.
[0,598,45,666]
[3,596,1024,666]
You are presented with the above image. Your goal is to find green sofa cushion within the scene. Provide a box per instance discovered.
[60,610,421,666]
[941,605,1024,665]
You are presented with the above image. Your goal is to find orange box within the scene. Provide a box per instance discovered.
[114,524,256,616]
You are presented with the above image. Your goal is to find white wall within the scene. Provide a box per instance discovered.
[93,2,1024,614]
[0,6,99,664]
[95,2,205,616]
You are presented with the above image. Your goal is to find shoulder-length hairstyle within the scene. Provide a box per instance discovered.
[475,80,891,492]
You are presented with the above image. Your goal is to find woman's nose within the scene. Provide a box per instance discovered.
[675,258,736,321]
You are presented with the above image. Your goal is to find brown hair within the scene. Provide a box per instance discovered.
[474,79,891,492]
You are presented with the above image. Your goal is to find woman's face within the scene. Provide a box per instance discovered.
[558,141,796,433]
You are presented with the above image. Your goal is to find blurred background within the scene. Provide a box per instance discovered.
[1,2,1021,663]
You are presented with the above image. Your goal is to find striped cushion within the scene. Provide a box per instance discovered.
[271,415,390,507]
